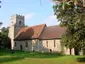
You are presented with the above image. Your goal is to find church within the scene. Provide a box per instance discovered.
[9,14,75,55]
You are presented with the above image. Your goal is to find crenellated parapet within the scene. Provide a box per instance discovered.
[10,14,24,20]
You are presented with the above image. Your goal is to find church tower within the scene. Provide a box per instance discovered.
[9,14,25,49]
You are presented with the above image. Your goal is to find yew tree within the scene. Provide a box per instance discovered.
[53,0,85,50]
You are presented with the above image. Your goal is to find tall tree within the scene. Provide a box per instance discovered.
[0,27,11,49]
[0,32,11,49]
[53,0,85,52]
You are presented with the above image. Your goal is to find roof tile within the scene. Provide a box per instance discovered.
[14,24,46,40]
[39,25,66,39]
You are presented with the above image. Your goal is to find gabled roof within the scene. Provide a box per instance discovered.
[14,24,46,40]
[39,25,66,40]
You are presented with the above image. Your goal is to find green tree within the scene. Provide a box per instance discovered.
[0,27,11,49]
[0,32,11,49]
[53,0,85,52]
[1,27,9,35]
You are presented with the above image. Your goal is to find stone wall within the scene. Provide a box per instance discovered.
[14,40,32,51]
[9,14,24,49]
[14,39,62,53]
[14,39,75,55]
[63,47,75,55]
[37,40,61,53]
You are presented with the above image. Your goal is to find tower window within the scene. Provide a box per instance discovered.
[19,21,21,25]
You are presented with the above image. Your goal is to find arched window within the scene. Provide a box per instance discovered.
[54,40,56,47]
[19,21,21,25]
[26,41,28,47]
[46,40,48,47]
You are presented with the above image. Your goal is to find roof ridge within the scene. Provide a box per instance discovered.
[14,23,46,40]
[47,25,60,28]
[21,24,46,29]
[38,24,47,39]
[30,24,46,27]
[47,25,60,27]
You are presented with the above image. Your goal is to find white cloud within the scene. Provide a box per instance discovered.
[24,13,34,21]
[44,14,60,26]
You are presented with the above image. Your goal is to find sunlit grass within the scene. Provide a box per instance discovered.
[0,49,85,64]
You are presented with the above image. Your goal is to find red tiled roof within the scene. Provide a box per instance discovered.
[14,24,46,40]
[39,25,66,39]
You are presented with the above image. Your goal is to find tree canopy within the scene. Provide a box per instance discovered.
[0,27,11,49]
[53,0,85,50]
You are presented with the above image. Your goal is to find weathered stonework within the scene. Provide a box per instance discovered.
[9,14,24,49]
[9,14,75,55]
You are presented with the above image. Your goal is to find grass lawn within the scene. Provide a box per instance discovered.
[0,49,85,64]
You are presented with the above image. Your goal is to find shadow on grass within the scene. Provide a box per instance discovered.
[77,57,85,63]
[0,49,11,56]
[11,50,63,58]
[0,49,64,58]
[0,56,24,63]
[0,49,64,63]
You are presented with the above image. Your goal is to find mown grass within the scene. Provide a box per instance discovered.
[0,48,85,64]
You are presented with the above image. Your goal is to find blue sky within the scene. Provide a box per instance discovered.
[0,0,59,27]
